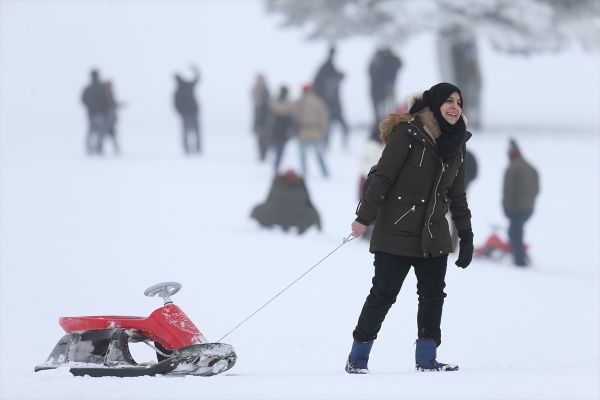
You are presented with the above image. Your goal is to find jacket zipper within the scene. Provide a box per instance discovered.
[409,123,437,148]
[419,147,425,166]
[426,163,445,238]
[457,148,463,176]
[394,205,416,224]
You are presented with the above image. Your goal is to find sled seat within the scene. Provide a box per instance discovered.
[60,315,147,333]
[58,305,207,349]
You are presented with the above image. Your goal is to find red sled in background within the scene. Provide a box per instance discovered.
[35,282,236,377]
[474,228,530,263]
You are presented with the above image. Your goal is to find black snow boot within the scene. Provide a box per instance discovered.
[345,340,373,374]
[415,338,459,372]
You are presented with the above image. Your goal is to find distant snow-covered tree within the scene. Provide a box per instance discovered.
[265,0,600,129]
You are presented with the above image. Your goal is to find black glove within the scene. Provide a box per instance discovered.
[455,231,474,268]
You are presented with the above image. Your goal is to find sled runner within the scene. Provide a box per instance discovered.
[35,282,236,377]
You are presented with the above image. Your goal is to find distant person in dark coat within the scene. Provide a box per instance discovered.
[268,85,295,174]
[314,46,349,149]
[81,69,111,155]
[251,73,272,162]
[502,139,539,267]
[251,170,321,234]
[369,47,402,126]
[103,80,121,155]
[451,148,478,250]
[464,149,478,187]
[174,65,201,154]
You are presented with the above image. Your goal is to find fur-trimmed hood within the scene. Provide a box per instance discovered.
[379,107,442,144]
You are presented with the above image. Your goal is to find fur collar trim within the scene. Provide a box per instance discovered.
[379,107,440,144]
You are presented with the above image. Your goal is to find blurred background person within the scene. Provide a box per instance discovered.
[250,169,321,235]
[369,47,402,127]
[313,46,349,150]
[451,148,478,250]
[502,138,540,267]
[356,124,384,241]
[174,64,201,155]
[268,85,296,175]
[295,84,329,178]
[81,69,110,155]
[251,73,272,162]
[103,80,121,155]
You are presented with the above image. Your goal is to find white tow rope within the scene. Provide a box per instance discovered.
[217,234,356,342]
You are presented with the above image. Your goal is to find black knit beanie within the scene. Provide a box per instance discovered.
[409,82,466,161]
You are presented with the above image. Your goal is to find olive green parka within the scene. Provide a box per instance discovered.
[356,107,472,258]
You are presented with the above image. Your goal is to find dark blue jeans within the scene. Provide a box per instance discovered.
[508,210,533,266]
[181,112,200,153]
[299,139,328,178]
[353,252,448,346]
[86,113,109,155]
[273,142,286,174]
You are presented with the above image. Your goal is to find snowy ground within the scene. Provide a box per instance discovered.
[1,1,600,400]
[0,128,598,400]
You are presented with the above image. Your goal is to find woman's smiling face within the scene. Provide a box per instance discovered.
[440,91,462,125]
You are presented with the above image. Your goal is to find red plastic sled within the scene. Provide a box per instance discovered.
[35,282,236,377]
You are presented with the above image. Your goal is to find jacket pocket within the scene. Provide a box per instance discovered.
[394,205,416,224]
[393,194,426,225]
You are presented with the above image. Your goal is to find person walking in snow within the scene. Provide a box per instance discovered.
[81,69,111,155]
[268,85,295,174]
[369,47,402,127]
[313,46,349,149]
[347,83,474,373]
[103,80,121,155]
[174,64,201,154]
[251,73,272,162]
[294,84,329,178]
[502,138,539,267]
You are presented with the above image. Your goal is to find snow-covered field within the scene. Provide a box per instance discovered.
[1,1,599,400]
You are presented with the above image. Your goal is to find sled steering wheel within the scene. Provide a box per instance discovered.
[144,282,182,305]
